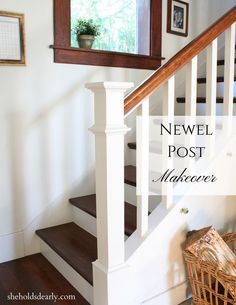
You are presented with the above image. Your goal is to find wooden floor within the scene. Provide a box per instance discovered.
[0,254,90,305]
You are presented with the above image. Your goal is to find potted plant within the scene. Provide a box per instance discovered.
[73,18,100,49]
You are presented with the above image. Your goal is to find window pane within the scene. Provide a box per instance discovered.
[71,0,150,55]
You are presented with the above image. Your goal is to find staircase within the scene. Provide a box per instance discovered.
[177,55,236,105]
[1,6,236,305]
[34,166,140,304]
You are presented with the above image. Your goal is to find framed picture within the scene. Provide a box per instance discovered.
[167,0,189,37]
[0,11,25,65]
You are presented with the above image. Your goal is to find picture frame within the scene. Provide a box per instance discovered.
[167,0,189,37]
[0,11,25,65]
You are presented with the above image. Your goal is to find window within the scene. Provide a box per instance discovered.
[53,0,163,69]
[71,0,137,54]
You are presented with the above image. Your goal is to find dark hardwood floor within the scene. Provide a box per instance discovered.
[0,254,90,305]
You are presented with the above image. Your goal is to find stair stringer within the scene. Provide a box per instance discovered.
[124,195,236,305]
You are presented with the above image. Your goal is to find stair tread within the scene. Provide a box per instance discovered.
[217,58,236,65]
[36,222,97,285]
[0,253,89,305]
[177,97,236,103]
[127,142,137,150]
[70,195,137,236]
[124,165,162,194]
[124,165,136,186]
[197,76,236,83]
[127,141,163,154]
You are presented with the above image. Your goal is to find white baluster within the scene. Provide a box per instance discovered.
[206,39,218,116]
[185,56,198,116]
[136,97,149,237]
[185,57,197,170]
[206,39,217,156]
[224,23,236,117]
[162,76,175,208]
[86,82,133,305]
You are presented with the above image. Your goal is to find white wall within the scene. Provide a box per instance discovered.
[0,0,152,262]
[0,0,234,263]
[125,196,236,305]
[162,0,236,62]
[192,0,236,38]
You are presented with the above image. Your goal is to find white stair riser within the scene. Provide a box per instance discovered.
[72,206,97,237]
[128,150,166,167]
[72,206,129,240]
[197,81,236,97]
[217,64,224,76]
[128,149,184,172]
[217,63,236,76]
[39,240,93,304]
[127,149,136,166]
[125,183,161,212]
[142,281,188,305]
[197,103,236,115]
[125,183,137,205]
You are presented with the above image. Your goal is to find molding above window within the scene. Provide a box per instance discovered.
[52,0,164,70]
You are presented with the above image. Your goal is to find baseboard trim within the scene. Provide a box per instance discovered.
[142,281,189,305]
[0,231,24,263]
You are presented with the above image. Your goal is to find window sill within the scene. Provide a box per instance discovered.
[50,45,165,70]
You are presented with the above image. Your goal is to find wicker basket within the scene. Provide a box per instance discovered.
[183,232,236,305]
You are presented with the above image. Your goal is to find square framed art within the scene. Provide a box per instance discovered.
[167,0,189,37]
[0,11,25,65]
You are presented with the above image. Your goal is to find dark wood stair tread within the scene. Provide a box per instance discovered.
[177,97,236,103]
[217,58,236,66]
[124,165,136,186]
[127,142,163,154]
[127,142,137,150]
[197,76,236,83]
[36,223,97,285]
[0,254,89,305]
[69,195,137,236]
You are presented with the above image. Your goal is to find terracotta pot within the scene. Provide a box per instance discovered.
[77,35,95,49]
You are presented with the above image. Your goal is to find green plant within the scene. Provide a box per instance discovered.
[73,18,100,36]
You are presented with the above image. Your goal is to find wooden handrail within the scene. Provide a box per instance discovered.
[124,5,236,114]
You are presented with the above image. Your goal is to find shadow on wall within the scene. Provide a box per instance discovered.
[167,225,189,305]
[223,196,236,233]
[171,197,236,304]
[0,49,144,261]
[0,70,101,258]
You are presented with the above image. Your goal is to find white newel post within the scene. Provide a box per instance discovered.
[86,82,134,305]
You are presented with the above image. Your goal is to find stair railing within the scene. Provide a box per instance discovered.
[86,6,236,305]
[124,5,236,238]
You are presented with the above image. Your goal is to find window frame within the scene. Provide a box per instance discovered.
[52,0,163,70]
